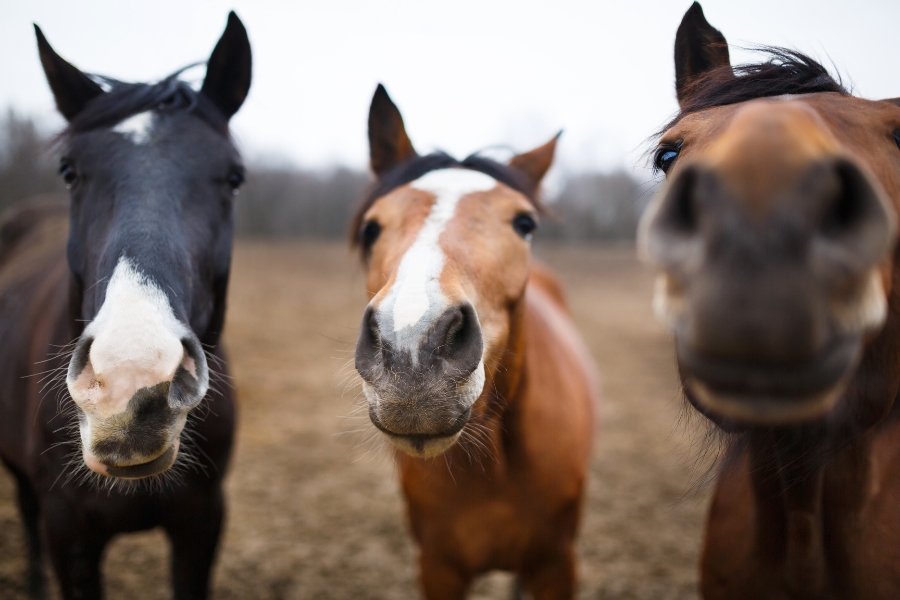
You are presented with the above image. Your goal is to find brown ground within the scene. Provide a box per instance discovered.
[0,241,712,599]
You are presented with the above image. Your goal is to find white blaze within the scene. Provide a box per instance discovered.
[385,169,497,333]
[113,111,154,144]
[67,257,192,418]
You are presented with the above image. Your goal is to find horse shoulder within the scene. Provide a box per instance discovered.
[516,265,599,486]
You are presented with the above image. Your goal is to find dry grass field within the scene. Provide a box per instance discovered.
[0,241,713,599]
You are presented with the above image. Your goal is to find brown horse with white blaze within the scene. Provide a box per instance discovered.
[352,85,597,599]
[640,3,900,599]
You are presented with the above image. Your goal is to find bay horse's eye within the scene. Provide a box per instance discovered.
[360,220,382,251]
[59,162,79,189]
[512,213,538,240]
[226,168,245,195]
[893,130,900,151]
[654,144,681,175]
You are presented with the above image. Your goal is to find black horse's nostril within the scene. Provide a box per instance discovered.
[68,336,93,381]
[424,304,483,379]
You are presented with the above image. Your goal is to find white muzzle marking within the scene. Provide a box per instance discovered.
[67,257,197,419]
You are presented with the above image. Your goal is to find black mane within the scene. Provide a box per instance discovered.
[665,47,847,132]
[350,151,543,247]
[64,68,229,138]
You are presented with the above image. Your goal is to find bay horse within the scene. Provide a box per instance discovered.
[351,85,597,599]
[0,13,250,599]
[639,3,900,598]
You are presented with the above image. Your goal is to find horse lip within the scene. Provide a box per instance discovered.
[98,443,178,479]
[678,336,861,424]
[368,406,472,440]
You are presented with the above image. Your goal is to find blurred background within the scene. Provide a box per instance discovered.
[3,0,899,241]
[2,1,899,599]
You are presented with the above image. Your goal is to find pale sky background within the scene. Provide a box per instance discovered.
[2,0,899,177]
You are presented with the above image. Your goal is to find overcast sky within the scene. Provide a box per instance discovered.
[3,0,899,176]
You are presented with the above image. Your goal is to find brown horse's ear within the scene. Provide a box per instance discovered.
[674,2,732,107]
[508,132,561,193]
[368,84,418,177]
[201,11,252,120]
[34,24,104,121]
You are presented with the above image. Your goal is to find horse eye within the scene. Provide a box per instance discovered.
[893,130,900,151]
[654,145,681,175]
[360,220,382,251]
[227,169,245,195]
[59,163,79,189]
[512,213,537,240]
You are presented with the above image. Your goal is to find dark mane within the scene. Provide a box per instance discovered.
[349,151,544,247]
[64,67,229,138]
[664,47,847,132]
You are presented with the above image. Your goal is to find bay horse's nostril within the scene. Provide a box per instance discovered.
[814,158,895,269]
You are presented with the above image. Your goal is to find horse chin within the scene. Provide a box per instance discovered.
[82,439,180,479]
[383,431,463,459]
[685,377,847,425]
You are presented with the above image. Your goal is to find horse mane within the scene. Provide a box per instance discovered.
[664,47,847,133]
[63,66,230,139]
[349,151,545,248]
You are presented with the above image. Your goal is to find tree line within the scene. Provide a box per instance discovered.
[0,109,652,241]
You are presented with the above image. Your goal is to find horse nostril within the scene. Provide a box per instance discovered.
[68,335,93,381]
[355,306,383,380]
[658,167,700,236]
[820,160,885,236]
[429,304,483,377]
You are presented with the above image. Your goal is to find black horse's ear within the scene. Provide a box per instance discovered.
[508,132,561,195]
[368,84,418,177]
[34,25,104,121]
[674,2,732,107]
[201,11,252,119]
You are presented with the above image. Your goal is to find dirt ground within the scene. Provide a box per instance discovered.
[0,241,712,599]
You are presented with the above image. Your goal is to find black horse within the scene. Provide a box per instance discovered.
[0,12,250,599]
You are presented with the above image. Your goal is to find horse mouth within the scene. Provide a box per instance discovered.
[369,407,471,458]
[83,442,179,479]
[678,337,861,425]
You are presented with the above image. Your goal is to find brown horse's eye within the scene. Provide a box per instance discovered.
[360,220,381,251]
[512,213,537,240]
[59,162,79,189]
[654,143,681,175]
[893,130,900,151]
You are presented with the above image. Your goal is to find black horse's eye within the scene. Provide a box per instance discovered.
[59,162,79,189]
[360,220,382,251]
[226,168,245,195]
[512,213,537,240]
[654,144,681,175]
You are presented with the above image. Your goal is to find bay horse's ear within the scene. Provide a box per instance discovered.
[508,132,561,193]
[674,2,732,107]
[34,25,104,122]
[368,84,418,177]
[201,11,252,120]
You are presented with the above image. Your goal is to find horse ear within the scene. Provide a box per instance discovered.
[34,25,104,122]
[507,132,561,193]
[674,2,732,107]
[201,11,252,120]
[368,84,418,177]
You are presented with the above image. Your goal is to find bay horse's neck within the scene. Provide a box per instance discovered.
[739,274,900,596]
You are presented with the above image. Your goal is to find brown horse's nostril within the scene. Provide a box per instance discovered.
[424,304,483,379]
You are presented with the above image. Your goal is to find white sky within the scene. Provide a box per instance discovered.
[2,0,899,176]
